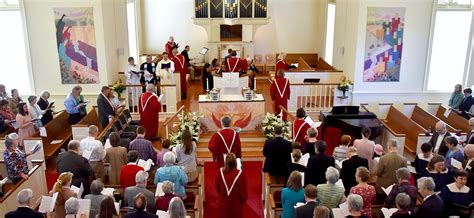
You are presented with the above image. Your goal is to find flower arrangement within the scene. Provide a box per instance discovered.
[112,79,125,98]
[337,75,352,92]
[261,112,292,140]
[168,111,203,147]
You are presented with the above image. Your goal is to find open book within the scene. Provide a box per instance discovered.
[407,165,417,174]
[155,182,165,197]
[71,183,84,199]
[335,159,346,169]
[301,172,305,186]
[451,158,463,170]
[39,192,59,213]
[381,208,398,218]
[382,184,394,196]
[332,202,351,217]
[101,187,115,196]
[291,153,310,167]
[304,116,314,126]
[77,199,91,217]
[156,210,191,218]
[138,159,154,171]
[336,179,345,191]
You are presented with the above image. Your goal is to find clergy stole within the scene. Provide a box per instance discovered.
[293,119,311,145]
[270,78,290,121]
[138,92,161,139]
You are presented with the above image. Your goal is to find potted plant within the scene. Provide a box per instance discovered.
[112,79,125,98]
[337,76,352,98]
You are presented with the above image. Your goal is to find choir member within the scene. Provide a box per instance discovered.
[165,36,178,56]
[444,136,464,170]
[412,142,433,179]
[140,55,157,93]
[171,48,188,99]
[208,116,242,167]
[125,57,141,111]
[215,153,248,218]
[463,144,474,191]
[416,177,444,218]
[439,170,473,217]
[421,154,454,192]
[138,84,161,140]
[292,108,311,145]
[275,52,291,78]
[270,70,290,121]
[225,50,247,73]
[157,52,175,84]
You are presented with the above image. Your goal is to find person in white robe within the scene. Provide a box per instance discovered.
[125,57,141,111]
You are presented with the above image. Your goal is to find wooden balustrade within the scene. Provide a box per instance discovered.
[288,83,339,112]
[162,105,186,139]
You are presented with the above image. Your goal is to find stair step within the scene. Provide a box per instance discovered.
[200,131,265,138]
[198,137,266,143]
[197,150,263,158]
[197,141,265,148]
[197,146,262,152]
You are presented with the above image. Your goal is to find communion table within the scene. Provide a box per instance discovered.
[213,73,249,95]
[198,94,265,131]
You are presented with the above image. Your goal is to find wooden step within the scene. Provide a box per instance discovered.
[198,136,266,143]
[200,131,265,138]
[197,150,263,158]
[197,141,265,148]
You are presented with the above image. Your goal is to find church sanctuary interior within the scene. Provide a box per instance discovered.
[2,0,474,217]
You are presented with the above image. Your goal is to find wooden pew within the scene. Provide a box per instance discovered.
[283,53,319,67]
[433,104,470,133]
[0,160,48,217]
[71,108,103,140]
[266,193,282,218]
[264,173,284,218]
[410,105,458,133]
[380,106,426,154]
[39,111,72,160]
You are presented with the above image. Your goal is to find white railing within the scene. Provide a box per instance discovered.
[288,83,339,112]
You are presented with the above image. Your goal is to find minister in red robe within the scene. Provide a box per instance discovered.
[165,36,177,56]
[208,116,242,167]
[270,70,291,121]
[215,153,248,218]
[225,50,248,73]
[171,49,188,99]
[292,108,311,145]
[138,84,161,140]
[275,52,291,78]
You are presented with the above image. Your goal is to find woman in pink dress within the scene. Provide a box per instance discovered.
[15,102,37,148]
[349,166,376,217]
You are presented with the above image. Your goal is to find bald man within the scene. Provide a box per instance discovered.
[463,144,474,190]
[428,121,451,156]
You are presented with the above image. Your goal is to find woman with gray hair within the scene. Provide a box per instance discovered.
[64,197,87,218]
[347,194,366,218]
[168,197,186,218]
[384,167,418,210]
[391,193,412,217]
[84,179,109,218]
[154,151,188,199]
[316,167,345,208]
[3,133,29,184]
[155,180,179,211]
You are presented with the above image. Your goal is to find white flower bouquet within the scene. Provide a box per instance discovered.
[261,112,292,140]
[168,111,203,147]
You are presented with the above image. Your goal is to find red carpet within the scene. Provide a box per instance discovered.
[46,172,59,191]
[204,161,263,218]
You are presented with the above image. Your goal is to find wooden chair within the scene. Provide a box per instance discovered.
[265,54,276,73]
[253,54,266,74]
[435,105,470,133]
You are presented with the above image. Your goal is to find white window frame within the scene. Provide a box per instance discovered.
[0,0,34,94]
[126,0,141,61]
[424,0,474,91]
[324,1,336,65]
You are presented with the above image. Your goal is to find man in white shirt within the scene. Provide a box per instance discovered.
[80,125,106,181]
[429,121,451,156]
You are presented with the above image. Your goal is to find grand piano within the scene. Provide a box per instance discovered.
[319,106,383,141]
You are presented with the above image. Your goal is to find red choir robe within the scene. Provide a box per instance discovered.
[270,77,290,121]
[225,57,242,72]
[165,41,177,56]
[275,59,290,78]
[208,128,242,167]
[292,118,311,145]
[171,54,188,94]
[215,168,248,218]
[138,92,161,139]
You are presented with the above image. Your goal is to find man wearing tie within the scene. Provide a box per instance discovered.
[97,86,116,128]
[208,116,242,167]
[456,88,473,119]
[428,121,451,156]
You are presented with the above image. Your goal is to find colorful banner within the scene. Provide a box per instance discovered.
[364,7,405,82]
[54,7,99,84]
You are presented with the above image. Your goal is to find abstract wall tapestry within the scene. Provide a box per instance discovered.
[364,7,405,82]
[54,7,99,84]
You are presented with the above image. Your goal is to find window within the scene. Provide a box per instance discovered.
[325,3,336,65]
[127,0,138,62]
[426,0,473,91]
[0,0,33,94]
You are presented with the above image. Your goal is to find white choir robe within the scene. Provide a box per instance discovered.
[157,59,175,105]
[125,64,141,107]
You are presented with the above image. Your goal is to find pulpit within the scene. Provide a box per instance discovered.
[213,73,249,95]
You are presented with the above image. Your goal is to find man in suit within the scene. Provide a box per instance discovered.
[463,144,474,191]
[305,141,335,186]
[37,90,53,125]
[463,118,474,145]
[416,177,444,218]
[295,184,319,218]
[375,140,407,201]
[456,88,474,119]
[340,147,369,196]
[428,121,451,156]
[263,125,292,183]
[124,170,156,213]
[5,189,43,218]
[57,140,93,197]
[125,193,158,218]
[97,86,116,128]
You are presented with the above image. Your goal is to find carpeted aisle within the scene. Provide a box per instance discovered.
[204,161,263,218]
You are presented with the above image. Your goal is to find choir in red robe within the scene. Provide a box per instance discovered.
[270,76,290,121]
[171,51,188,98]
[225,51,248,73]
[138,89,161,139]
[208,128,242,167]
[292,118,311,145]
[215,167,248,218]
[275,59,290,78]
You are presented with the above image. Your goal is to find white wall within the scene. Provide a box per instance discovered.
[23,0,128,98]
[333,0,452,105]
[140,0,322,58]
